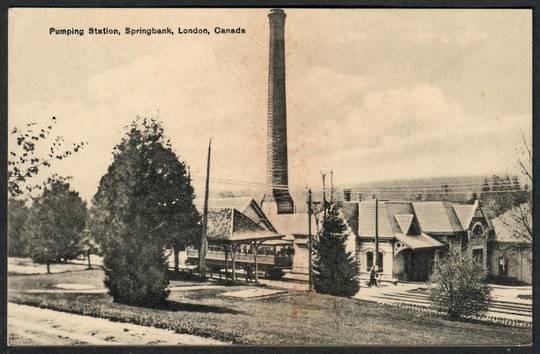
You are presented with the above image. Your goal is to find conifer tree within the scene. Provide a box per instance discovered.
[313,203,359,297]
[90,117,198,307]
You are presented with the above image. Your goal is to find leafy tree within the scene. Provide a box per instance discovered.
[91,117,197,306]
[80,228,100,269]
[429,247,492,319]
[7,198,31,257]
[25,178,87,273]
[8,117,86,197]
[313,203,359,297]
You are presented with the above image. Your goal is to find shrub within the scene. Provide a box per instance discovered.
[429,247,492,319]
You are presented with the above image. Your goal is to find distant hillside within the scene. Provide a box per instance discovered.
[205,174,525,213]
[340,175,490,204]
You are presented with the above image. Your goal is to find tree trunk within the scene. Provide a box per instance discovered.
[254,244,259,283]
[225,247,229,279]
[173,247,180,273]
[86,250,91,269]
[46,260,51,274]
[231,246,236,281]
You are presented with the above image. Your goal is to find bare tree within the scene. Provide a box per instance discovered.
[492,130,532,243]
[8,116,86,197]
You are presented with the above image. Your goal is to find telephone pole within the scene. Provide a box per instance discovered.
[321,171,327,219]
[330,170,334,203]
[199,138,212,279]
[375,196,379,273]
[307,188,313,292]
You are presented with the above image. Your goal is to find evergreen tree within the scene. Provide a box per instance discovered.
[313,203,359,297]
[25,178,87,272]
[90,117,198,307]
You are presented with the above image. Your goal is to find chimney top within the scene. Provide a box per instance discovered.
[269,8,286,19]
[343,189,352,202]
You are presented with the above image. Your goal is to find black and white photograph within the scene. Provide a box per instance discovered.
[5,6,534,347]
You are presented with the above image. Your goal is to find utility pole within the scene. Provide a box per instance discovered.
[375,196,379,273]
[199,138,212,279]
[307,188,313,292]
[321,171,327,219]
[330,170,334,203]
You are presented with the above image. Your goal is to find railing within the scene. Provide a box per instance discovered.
[187,249,285,265]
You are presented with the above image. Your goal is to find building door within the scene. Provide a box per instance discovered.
[473,249,483,268]
[498,257,508,277]
[410,251,430,281]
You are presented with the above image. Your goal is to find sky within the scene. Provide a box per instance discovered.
[8,8,532,202]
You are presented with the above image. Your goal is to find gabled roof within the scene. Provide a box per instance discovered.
[395,214,414,235]
[385,201,417,234]
[453,201,478,230]
[412,201,464,234]
[342,199,482,238]
[206,208,282,243]
[490,204,532,244]
[196,197,276,232]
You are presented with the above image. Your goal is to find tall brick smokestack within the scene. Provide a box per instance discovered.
[261,8,294,215]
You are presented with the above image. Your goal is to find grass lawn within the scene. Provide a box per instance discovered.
[8,257,91,275]
[8,269,532,346]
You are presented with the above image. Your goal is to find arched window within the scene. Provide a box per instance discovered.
[472,224,484,239]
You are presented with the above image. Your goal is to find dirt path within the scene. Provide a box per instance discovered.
[8,303,227,346]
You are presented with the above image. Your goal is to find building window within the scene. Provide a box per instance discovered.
[472,224,484,239]
[366,252,373,272]
[377,252,383,273]
[366,251,383,272]
[473,248,483,268]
